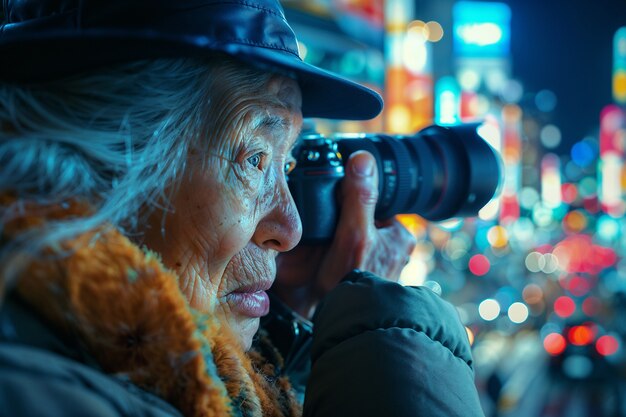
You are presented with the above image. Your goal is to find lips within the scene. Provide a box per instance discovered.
[226,279,273,318]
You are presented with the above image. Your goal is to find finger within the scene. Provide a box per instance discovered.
[384,218,418,255]
[363,220,416,282]
[335,151,379,246]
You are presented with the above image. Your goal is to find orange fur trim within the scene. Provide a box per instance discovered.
[1,199,300,417]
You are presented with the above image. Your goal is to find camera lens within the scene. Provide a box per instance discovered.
[335,123,502,221]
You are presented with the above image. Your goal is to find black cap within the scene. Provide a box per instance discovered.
[0,0,383,120]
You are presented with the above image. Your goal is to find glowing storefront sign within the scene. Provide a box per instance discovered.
[453,1,511,57]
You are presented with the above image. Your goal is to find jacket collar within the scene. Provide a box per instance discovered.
[0,199,299,417]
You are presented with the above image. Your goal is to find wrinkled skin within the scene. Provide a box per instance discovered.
[273,151,418,319]
[141,76,303,350]
[141,71,416,348]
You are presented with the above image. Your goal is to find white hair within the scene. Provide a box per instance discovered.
[0,57,274,284]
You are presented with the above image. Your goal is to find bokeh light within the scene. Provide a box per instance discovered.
[425,21,444,42]
[567,276,591,297]
[562,210,587,233]
[554,296,576,318]
[540,124,562,148]
[562,355,593,379]
[469,254,491,276]
[487,225,508,248]
[571,140,596,167]
[458,68,480,91]
[561,183,578,205]
[567,325,595,346]
[519,187,540,210]
[479,299,501,321]
[597,215,621,241]
[535,89,557,112]
[525,251,544,272]
[582,296,601,316]
[522,284,544,304]
[508,302,529,324]
[544,333,567,356]
[596,335,620,356]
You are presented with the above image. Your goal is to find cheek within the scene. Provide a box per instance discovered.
[201,179,262,264]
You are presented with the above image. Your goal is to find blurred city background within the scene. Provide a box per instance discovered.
[282,0,626,415]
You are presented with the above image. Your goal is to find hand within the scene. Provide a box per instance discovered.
[273,151,417,318]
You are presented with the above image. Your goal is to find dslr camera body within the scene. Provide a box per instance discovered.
[288,123,502,243]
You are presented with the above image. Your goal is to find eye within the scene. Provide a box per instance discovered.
[284,160,296,175]
[247,152,263,169]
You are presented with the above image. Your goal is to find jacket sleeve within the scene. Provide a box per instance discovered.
[303,271,484,417]
[0,344,183,417]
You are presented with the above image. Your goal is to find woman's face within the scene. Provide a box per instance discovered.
[143,75,303,350]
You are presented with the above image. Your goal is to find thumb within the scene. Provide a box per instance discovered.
[314,151,379,296]
[336,151,379,238]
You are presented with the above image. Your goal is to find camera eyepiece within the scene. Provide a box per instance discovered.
[289,123,503,243]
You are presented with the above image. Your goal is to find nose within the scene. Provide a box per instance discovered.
[253,176,302,252]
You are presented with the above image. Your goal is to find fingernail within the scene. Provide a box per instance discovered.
[351,155,374,177]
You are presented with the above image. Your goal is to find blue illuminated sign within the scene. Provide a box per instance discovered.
[453,1,511,58]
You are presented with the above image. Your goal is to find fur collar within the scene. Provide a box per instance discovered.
[1,199,300,417]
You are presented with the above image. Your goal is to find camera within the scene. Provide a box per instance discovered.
[288,123,503,243]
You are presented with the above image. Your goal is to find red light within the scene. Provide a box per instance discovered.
[583,197,600,214]
[544,333,567,356]
[582,297,600,316]
[567,325,595,346]
[568,276,591,297]
[592,246,617,268]
[596,335,620,356]
[468,254,490,276]
[499,194,520,223]
[561,183,578,204]
[554,296,576,318]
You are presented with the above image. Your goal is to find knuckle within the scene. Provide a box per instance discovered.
[406,233,418,251]
[357,187,378,207]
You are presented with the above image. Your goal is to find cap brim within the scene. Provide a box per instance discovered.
[0,31,383,120]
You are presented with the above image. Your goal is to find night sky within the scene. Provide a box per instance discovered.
[508,0,625,148]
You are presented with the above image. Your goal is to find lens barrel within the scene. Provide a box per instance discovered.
[288,123,503,243]
[335,123,501,221]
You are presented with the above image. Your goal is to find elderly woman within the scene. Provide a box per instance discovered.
[0,1,483,416]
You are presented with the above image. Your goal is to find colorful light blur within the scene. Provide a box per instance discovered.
[435,76,461,125]
[544,333,567,356]
[507,302,529,324]
[596,335,620,356]
[452,2,511,58]
[613,27,626,104]
[561,183,578,205]
[582,297,601,316]
[286,4,626,404]
[566,276,592,297]
[567,325,595,346]
[479,298,500,321]
[469,254,491,276]
[384,0,433,133]
[562,210,587,233]
[499,105,522,224]
[541,153,562,209]
[522,284,543,304]
[553,296,576,318]
[551,234,617,274]
[487,225,508,248]
[570,140,596,167]
[540,124,562,149]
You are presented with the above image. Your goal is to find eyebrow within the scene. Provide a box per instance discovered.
[254,114,288,131]
[253,114,302,149]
